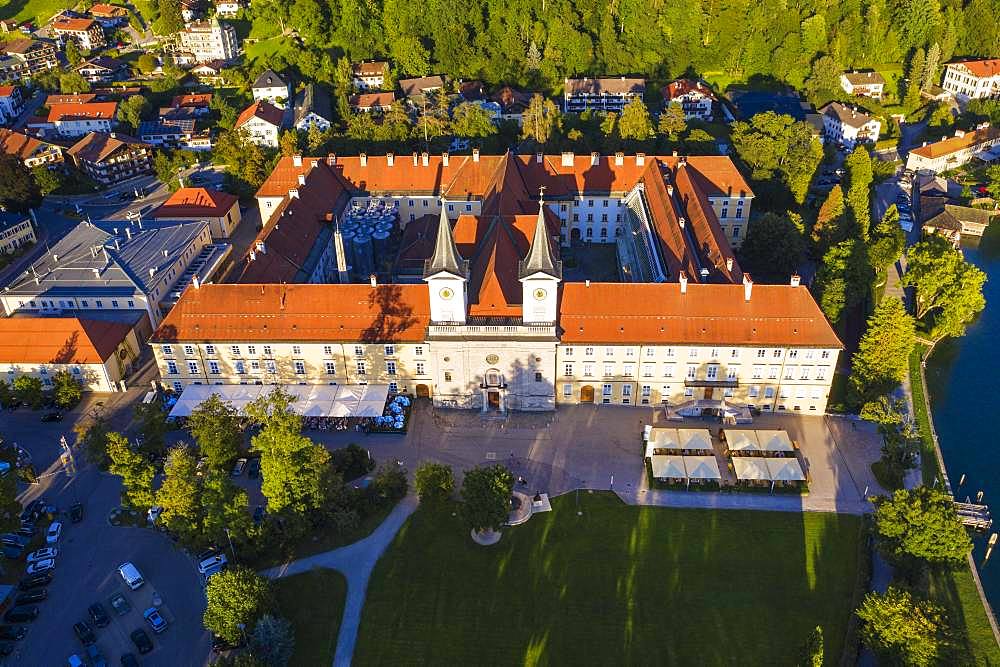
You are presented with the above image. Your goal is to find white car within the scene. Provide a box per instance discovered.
[46,522,62,545]
[231,458,248,477]
[26,558,55,574]
[27,547,58,563]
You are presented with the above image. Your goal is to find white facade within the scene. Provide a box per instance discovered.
[238,115,280,148]
[942,61,1000,101]
[0,86,23,123]
[178,20,240,63]
[822,105,881,150]
[253,84,289,109]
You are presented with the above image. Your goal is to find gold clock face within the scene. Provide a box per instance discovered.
[533,288,547,301]
[439,287,455,300]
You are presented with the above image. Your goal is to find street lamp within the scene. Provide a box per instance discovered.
[224,527,237,562]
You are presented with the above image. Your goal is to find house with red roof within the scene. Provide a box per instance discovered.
[153,187,241,239]
[52,17,105,50]
[942,59,1000,100]
[234,100,283,148]
[662,79,716,121]
[0,84,23,123]
[46,101,118,138]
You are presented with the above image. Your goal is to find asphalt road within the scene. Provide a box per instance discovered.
[0,396,212,666]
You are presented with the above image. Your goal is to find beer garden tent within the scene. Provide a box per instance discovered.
[757,430,795,453]
[650,455,687,481]
[677,429,713,452]
[682,456,722,485]
[355,385,392,417]
[724,429,760,454]
[167,384,389,419]
[732,457,771,482]
[765,457,806,482]
[645,428,681,457]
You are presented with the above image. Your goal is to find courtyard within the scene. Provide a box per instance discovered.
[354,493,864,665]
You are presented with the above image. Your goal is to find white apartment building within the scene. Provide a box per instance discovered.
[0,84,23,123]
[352,61,387,90]
[564,77,645,113]
[178,19,240,63]
[942,60,1000,101]
[906,124,1000,173]
[0,213,35,254]
[820,102,881,150]
[234,100,282,148]
[839,71,885,99]
[252,69,290,108]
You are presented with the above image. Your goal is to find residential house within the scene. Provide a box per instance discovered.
[0,20,18,33]
[88,4,129,27]
[0,212,36,254]
[0,85,24,123]
[906,124,1000,173]
[52,17,105,51]
[563,77,645,113]
[190,60,226,83]
[0,217,224,333]
[349,91,394,114]
[234,100,283,148]
[820,102,881,150]
[293,83,332,131]
[352,61,388,90]
[138,118,212,151]
[46,102,117,138]
[0,128,64,168]
[179,0,205,21]
[399,75,445,100]
[153,187,241,238]
[251,69,290,108]
[922,203,993,246]
[662,79,716,121]
[942,60,1000,101]
[170,93,212,116]
[178,19,240,63]
[458,80,484,101]
[0,317,143,392]
[840,71,886,99]
[0,39,59,79]
[214,0,243,17]
[73,55,127,83]
[491,86,533,124]
[66,132,152,185]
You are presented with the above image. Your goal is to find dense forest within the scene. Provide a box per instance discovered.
[244,0,999,89]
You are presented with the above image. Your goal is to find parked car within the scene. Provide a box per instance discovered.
[197,552,227,574]
[70,503,84,523]
[118,562,144,590]
[88,603,110,628]
[130,628,153,654]
[40,412,62,422]
[4,606,38,623]
[15,524,35,539]
[1,534,28,548]
[143,607,167,634]
[109,593,131,616]
[26,547,57,564]
[0,625,26,641]
[18,573,52,590]
[2,545,23,559]
[73,621,96,646]
[46,522,62,545]
[231,458,248,477]
[26,559,55,575]
[15,590,46,604]
[87,643,108,667]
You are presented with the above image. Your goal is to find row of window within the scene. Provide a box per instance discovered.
[562,346,831,360]
[19,297,135,310]
[562,362,828,381]
[167,359,427,377]
[163,343,421,358]
[172,379,403,394]
[7,366,82,376]
[560,383,825,406]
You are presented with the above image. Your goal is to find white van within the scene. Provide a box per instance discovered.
[197,553,228,575]
[118,562,145,590]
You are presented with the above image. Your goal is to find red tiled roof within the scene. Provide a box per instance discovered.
[235,100,283,129]
[90,3,127,17]
[908,126,1000,159]
[171,93,212,108]
[48,102,117,122]
[663,79,716,101]
[151,283,431,343]
[0,85,16,97]
[0,317,131,364]
[672,162,741,282]
[53,17,98,31]
[66,132,146,163]
[153,187,237,219]
[559,283,842,347]
[349,92,395,109]
[0,128,61,162]
[45,93,97,105]
[952,59,1000,78]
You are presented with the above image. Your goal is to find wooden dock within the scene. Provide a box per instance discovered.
[953,501,992,531]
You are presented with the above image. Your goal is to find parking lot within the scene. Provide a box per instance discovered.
[1,398,212,666]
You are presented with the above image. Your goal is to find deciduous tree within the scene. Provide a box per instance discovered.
[451,102,497,138]
[460,464,513,533]
[812,239,871,324]
[873,486,972,566]
[52,370,82,409]
[617,97,654,141]
[730,112,822,205]
[0,154,41,213]
[107,432,156,511]
[657,103,686,141]
[856,587,946,666]
[201,469,252,546]
[156,445,202,543]
[738,212,805,282]
[868,205,905,271]
[903,234,987,338]
[844,146,873,239]
[849,297,915,403]
[520,94,560,147]
[12,375,43,409]
[798,625,823,667]
[32,166,63,196]
[117,95,151,132]
[414,463,454,504]
[189,394,243,472]
[204,568,273,644]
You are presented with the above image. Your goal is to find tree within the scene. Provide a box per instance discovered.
[812,239,870,324]
[849,297,915,403]
[153,0,184,34]
[868,205,905,271]
[804,55,841,102]
[856,587,947,666]
[156,445,202,543]
[923,42,941,91]
[12,375,43,409]
[278,130,300,157]
[201,470,252,547]
[52,370,82,409]
[329,444,373,481]
[289,0,328,45]
[520,94,560,147]
[59,71,91,94]
[873,486,972,566]
[188,394,243,472]
[117,95,151,132]
[451,103,498,138]
[0,468,21,534]
[373,462,408,502]
[844,146,873,239]
[65,40,82,66]
[134,400,168,459]
[203,568,272,644]
[730,112,823,205]
[32,165,62,196]
[738,212,805,282]
[657,103,686,140]
[106,432,156,510]
[0,154,41,213]
[525,41,541,71]
[136,53,158,75]
[251,614,295,667]
[414,463,454,504]
[460,464,514,533]
[305,124,328,153]
[617,97,654,142]
[904,235,987,337]
[798,625,823,667]
[75,410,111,466]
[905,47,925,107]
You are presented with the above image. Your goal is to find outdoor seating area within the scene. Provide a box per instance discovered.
[648,454,722,488]
[732,456,807,491]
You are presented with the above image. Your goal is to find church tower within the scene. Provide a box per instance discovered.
[519,193,562,324]
[423,201,469,323]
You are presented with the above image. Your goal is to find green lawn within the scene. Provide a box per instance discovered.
[273,569,347,666]
[908,343,942,485]
[356,493,863,666]
[0,0,71,23]
[928,566,1000,665]
[244,36,296,66]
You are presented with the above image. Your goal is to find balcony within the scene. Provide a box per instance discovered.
[683,378,739,388]
[427,323,556,339]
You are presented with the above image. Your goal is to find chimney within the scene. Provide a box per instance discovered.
[148,267,155,278]
[161,248,168,257]
[743,273,753,301]
[292,154,302,167]
[536,153,543,164]
[725,256,733,271]
[678,155,687,167]
[678,216,686,228]
[790,273,801,287]
[679,270,688,294]
[561,151,574,167]
[297,173,306,186]
[193,276,201,289]
[672,149,678,157]
[369,274,377,287]
[360,153,367,166]
[125,227,132,240]
[255,240,266,254]
[472,148,480,162]
[666,184,674,196]
[922,141,928,147]
[442,152,449,167]
[614,152,624,166]
[585,279,590,287]
[92,268,100,278]
[52,253,59,262]
[327,153,336,165]
[288,188,299,199]
[412,152,418,166]
[249,250,256,261]
[636,153,645,166]
[114,239,120,251]
[386,152,394,166]
[421,152,429,166]
[954,129,965,138]
[590,152,599,166]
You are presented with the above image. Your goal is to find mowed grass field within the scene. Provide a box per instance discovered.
[0,0,70,23]
[355,493,863,666]
[273,569,347,666]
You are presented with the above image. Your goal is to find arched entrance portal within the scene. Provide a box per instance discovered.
[570,228,582,244]
[580,385,595,403]
[415,384,430,398]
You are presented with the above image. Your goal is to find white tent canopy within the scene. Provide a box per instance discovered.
[677,429,713,452]
[683,456,722,480]
[650,455,686,480]
[733,457,772,481]
[645,428,681,457]
[756,430,794,453]
[724,429,760,453]
[168,384,390,419]
[766,457,806,481]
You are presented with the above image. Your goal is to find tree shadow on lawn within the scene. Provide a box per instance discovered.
[355,492,863,666]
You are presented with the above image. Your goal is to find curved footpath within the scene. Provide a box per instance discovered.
[260,495,419,667]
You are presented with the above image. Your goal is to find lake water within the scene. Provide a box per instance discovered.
[925,227,1000,612]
